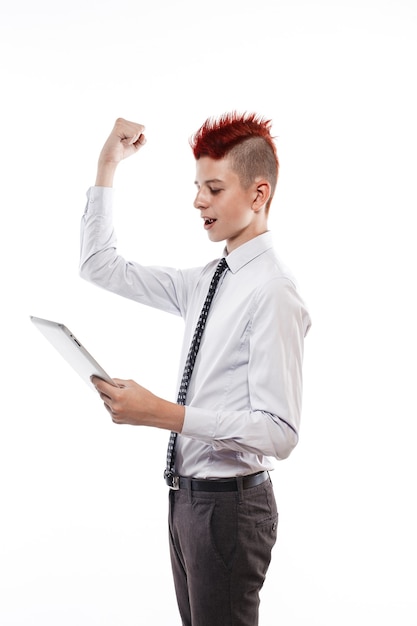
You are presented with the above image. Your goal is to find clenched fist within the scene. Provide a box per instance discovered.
[95,118,146,187]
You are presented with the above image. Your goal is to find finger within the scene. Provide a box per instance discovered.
[91,375,111,390]
[99,390,112,404]
[122,133,146,152]
[104,403,123,424]
[114,118,145,142]
[104,402,118,421]
[134,133,147,148]
[112,378,128,387]
[128,131,146,145]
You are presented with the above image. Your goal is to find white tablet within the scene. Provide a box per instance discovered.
[30,316,118,391]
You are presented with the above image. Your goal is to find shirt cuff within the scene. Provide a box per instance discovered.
[182,406,218,444]
[85,186,114,215]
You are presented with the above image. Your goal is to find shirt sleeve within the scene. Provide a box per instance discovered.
[80,186,190,317]
[182,278,311,460]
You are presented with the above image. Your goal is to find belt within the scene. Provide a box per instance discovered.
[176,471,269,492]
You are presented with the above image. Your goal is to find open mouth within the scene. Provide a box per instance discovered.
[204,218,216,226]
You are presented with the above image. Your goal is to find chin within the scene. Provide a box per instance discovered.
[208,234,226,244]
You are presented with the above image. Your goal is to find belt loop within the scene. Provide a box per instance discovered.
[186,478,192,503]
[237,476,244,503]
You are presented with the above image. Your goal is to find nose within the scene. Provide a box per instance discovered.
[193,187,209,210]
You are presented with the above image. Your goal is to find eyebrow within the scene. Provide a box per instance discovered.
[194,178,224,186]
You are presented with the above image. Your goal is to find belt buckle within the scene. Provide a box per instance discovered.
[164,470,180,490]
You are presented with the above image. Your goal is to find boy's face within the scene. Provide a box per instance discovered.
[194,156,266,253]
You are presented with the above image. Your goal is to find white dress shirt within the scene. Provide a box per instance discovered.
[80,186,311,479]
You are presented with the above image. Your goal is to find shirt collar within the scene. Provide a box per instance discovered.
[223,232,274,274]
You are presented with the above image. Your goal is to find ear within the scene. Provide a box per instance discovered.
[252,180,271,213]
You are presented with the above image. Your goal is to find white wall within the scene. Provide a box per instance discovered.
[1,0,416,624]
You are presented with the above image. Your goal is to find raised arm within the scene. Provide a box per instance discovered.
[95,118,147,187]
[82,118,185,434]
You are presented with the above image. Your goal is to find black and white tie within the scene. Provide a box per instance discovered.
[164,257,228,487]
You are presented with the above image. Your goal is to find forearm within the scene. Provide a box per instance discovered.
[182,406,299,460]
[142,395,185,432]
[92,376,185,432]
[95,161,118,187]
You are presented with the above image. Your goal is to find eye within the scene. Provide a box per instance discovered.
[209,187,222,195]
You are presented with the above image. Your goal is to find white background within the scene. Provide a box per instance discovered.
[1,0,416,624]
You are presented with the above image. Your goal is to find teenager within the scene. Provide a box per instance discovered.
[80,113,311,625]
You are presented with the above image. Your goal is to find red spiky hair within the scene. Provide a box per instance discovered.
[190,111,277,162]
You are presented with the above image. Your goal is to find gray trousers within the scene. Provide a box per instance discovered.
[168,476,278,626]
